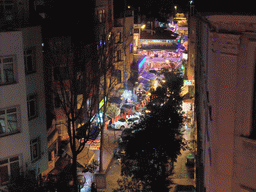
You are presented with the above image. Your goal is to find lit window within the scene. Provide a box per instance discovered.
[0,155,20,184]
[56,120,67,136]
[24,48,36,74]
[98,9,105,23]
[0,56,15,84]
[0,107,19,136]
[27,94,38,120]
[30,137,41,162]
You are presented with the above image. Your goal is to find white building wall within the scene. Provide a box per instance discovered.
[234,37,256,192]
[199,15,256,192]
[0,31,30,178]
[21,26,48,176]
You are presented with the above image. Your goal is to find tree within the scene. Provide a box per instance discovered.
[112,176,144,192]
[116,69,186,192]
[44,40,101,192]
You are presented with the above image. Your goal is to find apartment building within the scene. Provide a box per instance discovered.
[193,14,256,192]
[113,10,134,93]
[22,25,48,179]
[0,0,48,189]
[0,30,31,188]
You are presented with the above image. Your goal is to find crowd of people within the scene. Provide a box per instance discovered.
[138,50,181,59]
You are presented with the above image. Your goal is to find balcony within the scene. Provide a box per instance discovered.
[47,128,58,148]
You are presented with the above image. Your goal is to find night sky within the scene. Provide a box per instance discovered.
[127,0,256,16]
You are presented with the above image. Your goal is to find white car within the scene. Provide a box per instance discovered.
[127,116,140,126]
[111,118,127,129]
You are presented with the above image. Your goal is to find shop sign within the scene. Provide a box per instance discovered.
[99,97,107,109]
[86,139,100,150]
[184,80,194,86]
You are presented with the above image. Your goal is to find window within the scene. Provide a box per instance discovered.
[113,70,121,84]
[56,121,67,136]
[0,107,19,136]
[30,137,41,162]
[24,48,36,74]
[97,9,105,23]
[0,0,14,21]
[0,56,15,84]
[130,25,134,36]
[116,32,122,43]
[27,94,38,120]
[0,155,20,184]
[117,50,121,61]
[53,66,68,81]
[54,94,61,109]
[130,43,133,53]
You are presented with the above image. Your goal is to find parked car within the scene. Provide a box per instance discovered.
[174,185,196,192]
[127,116,140,126]
[111,118,127,129]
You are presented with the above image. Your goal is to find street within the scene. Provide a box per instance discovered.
[102,123,195,192]
[80,47,194,192]
[169,124,195,192]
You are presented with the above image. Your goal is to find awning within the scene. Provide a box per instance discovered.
[65,142,95,168]
[109,96,122,104]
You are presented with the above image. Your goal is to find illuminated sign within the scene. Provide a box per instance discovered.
[184,80,194,85]
[99,97,107,109]
[138,57,146,68]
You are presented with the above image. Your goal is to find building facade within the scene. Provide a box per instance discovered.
[0,0,48,189]
[0,30,31,188]
[194,14,256,192]
[22,25,48,178]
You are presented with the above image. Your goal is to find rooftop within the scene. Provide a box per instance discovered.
[140,30,178,40]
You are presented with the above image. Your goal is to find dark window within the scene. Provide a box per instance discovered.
[54,95,61,108]
[30,137,41,161]
[24,48,36,74]
[0,155,19,184]
[113,70,121,84]
[27,94,38,120]
[117,50,121,61]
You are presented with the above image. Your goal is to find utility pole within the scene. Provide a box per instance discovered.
[123,0,127,90]
[99,28,107,174]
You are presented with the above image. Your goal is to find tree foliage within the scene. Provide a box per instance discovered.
[116,68,186,191]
